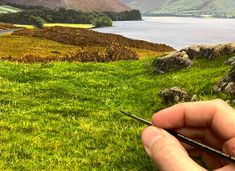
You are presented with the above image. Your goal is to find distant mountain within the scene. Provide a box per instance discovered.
[121,0,165,13]
[121,0,235,17]
[0,0,131,12]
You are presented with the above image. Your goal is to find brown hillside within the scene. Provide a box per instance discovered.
[0,0,131,12]
[13,27,175,52]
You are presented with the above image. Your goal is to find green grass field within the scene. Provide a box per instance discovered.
[14,23,94,29]
[0,5,22,14]
[0,54,231,170]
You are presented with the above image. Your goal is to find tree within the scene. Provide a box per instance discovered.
[29,15,46,28]
[92,16,113,28]
[0,7,141,26]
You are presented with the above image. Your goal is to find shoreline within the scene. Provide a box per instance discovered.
[142,14,235,19]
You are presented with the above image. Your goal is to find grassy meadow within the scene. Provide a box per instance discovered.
[14,23,94,29]
[0,52,231,170]
[0,0,234,169]
[0,26,233,170]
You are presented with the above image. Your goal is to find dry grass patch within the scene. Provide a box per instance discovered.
[0,35,162,63]
[0,34,165,63]
[0,35,79,58]
[0,42,139,63]
[0,22,16,30]
[13,27,175,52]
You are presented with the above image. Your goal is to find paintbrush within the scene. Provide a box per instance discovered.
[119,110,235,163]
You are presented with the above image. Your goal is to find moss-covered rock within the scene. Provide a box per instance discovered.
[159,87,196,104]
[181,43,235,60]
[152,51,192,74]
[214,67,235,96]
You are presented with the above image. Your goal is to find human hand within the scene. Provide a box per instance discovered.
[141,99,235,171]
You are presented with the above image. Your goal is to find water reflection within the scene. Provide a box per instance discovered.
[94,17,235,50]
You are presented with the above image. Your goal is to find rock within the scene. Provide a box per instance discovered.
[214,67,235,96]
[181,45,212,60]
[159,87,192,104]
[224,56,235,65]
[152,51,192,74]
[181,43,235,60]
[153,42,235,74]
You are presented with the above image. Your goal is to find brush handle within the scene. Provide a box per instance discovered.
[167,129,235,163]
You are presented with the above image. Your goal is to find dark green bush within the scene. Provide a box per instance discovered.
[92,16,113,28]
[29,15,46,28]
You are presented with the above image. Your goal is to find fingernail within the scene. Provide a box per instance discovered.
[142,127,163,150]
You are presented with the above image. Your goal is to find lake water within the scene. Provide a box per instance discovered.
[94,17,235,50]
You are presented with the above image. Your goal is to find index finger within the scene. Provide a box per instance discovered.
[152,99,235,140]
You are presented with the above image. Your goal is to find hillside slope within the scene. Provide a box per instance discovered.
[0,4,21,13]
[121,0,165,13]
[0,0,131,12]
[12,27,174,52]
[121,0,235,17]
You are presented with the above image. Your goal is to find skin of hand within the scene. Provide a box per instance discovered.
[141,99,235,171]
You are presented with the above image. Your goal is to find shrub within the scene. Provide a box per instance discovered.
[0,54,60,63]
[70,51,107,62]
[92,16,112,28]
[105,43,139,61]
[29,15,46,28]
[70,43,139,62]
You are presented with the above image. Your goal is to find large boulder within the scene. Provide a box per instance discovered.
[152,51,192,74]
[181,43,235,60]
[214,67,235,96]
[181,45,212,60]
[159,87,195,104]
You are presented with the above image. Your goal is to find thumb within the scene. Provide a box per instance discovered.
[141,126,206,171]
